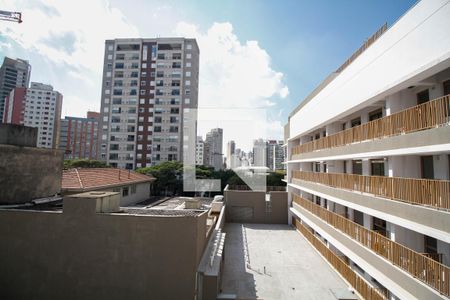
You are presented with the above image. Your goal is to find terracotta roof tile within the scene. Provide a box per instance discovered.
[62,168,154,191]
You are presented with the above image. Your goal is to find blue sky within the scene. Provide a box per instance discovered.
[0,0,416,150]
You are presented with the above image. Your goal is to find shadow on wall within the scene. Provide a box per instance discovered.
[224,190,288,224]
[220,223,257,299]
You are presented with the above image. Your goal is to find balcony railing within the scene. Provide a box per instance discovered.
[292,171,450,210]
[292,217,387,300]
[293,194,450,297]
[292,94,450,157]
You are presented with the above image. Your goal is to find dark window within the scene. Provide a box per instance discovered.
[369,108,383,121]
[158,43,182,51]
[417,89,430,105]
[444,80,450,95]
[351,117,361,127]
[421,156,434,179]
[116,44,140,51]
[370,159,385,176]
[352,160,362,175]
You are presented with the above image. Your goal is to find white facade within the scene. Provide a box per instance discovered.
[195,136,204,166]
[204,128,223,170]
[286,1,450,299]
[252,138,266,167]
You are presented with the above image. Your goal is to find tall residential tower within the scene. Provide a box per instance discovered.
[99,38,199,169]
[0,57,31,119]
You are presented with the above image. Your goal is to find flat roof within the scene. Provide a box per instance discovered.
[220,223,357,300]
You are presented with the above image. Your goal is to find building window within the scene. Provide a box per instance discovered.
[122,187,129,197]
[186,53,192,59]
[131,184,137,194]
[186,44,192,50]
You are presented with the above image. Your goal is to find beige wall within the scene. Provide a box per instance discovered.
[0,194,208,300]
[224,190,287,224]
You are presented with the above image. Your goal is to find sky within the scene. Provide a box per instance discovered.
[0,0,417,151]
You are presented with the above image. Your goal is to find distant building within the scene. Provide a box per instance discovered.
[226,140,235,169]
[3,82,63,149]
[195,136,204,165]
[266,140,284,171]
[98,38,200,169]
[252,138,266,167]
[62,168,154,206]
[204,128,223,170]
[59,112,100,160]
[0,57,31,119]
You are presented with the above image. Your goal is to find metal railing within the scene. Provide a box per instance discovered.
[292,94,450,157]
[293,194,450,297]
[292,217,387,300]
[292,171,450,210]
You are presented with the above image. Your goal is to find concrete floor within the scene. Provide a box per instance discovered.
[220,223,356,300]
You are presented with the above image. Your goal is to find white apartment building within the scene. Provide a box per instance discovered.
[99,38,199,169]
[204,128,223,170]
[196,136,204,166]
[4,82,62,149]
[285,1,450,299]
[252,138,266,167]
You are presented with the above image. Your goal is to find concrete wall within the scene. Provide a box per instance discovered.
[224,190,287,224]
[0,193,208,300]
[0,144,63,204]
[0,124,37,147]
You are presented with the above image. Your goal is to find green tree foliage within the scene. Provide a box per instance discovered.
[136,162,286,196]
[64,159,109,169]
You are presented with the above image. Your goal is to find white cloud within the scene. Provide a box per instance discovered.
[1,0,139,73]
[0,1,288,150]
[174,22,289,149]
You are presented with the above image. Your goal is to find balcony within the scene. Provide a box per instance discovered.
[292,194,450,297]
[292,171,450,210]
[291,95,450,158]
[292,217,387,300]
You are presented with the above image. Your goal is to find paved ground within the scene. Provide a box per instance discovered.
[220,223,356,300]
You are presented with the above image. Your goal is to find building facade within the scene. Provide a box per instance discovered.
[99,38,199,169]
[286,1,450,299]
[267,140,285,171]
[204,128,223,170]
[59,112,100,160]
[226,140,235,169]
[195,136,204,166]
[0,57,31,120]
[3,82,62,149]
[252,138,266,167]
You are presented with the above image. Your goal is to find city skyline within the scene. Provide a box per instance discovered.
[0,0,415,145]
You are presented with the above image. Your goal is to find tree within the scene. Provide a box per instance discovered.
[64,159,109,169]
[136,161,183,196]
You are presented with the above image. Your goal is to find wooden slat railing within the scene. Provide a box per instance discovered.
[292,217,387,300]
[293,194,450,297]
[291,94,450,157]
[292,171,450,210]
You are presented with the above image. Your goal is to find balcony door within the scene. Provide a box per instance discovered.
[421,156,434,179]
[417,89,430,105]
[371,159,385,176]
[352,160,362,175]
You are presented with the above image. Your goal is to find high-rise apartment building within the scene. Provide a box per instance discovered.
[59,112,100,159]
[286,2,450,299]
[252,138,266,167]
[195,136,204,166]
[0,57,31,119]
[99,38,199,169]
[226,140,235,169]
[204,128,223,170]
[266,140,284,171]
[3,82,62,149]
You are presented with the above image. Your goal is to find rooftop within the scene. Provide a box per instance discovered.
[62,168,154,192]
[220,223,357,300]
